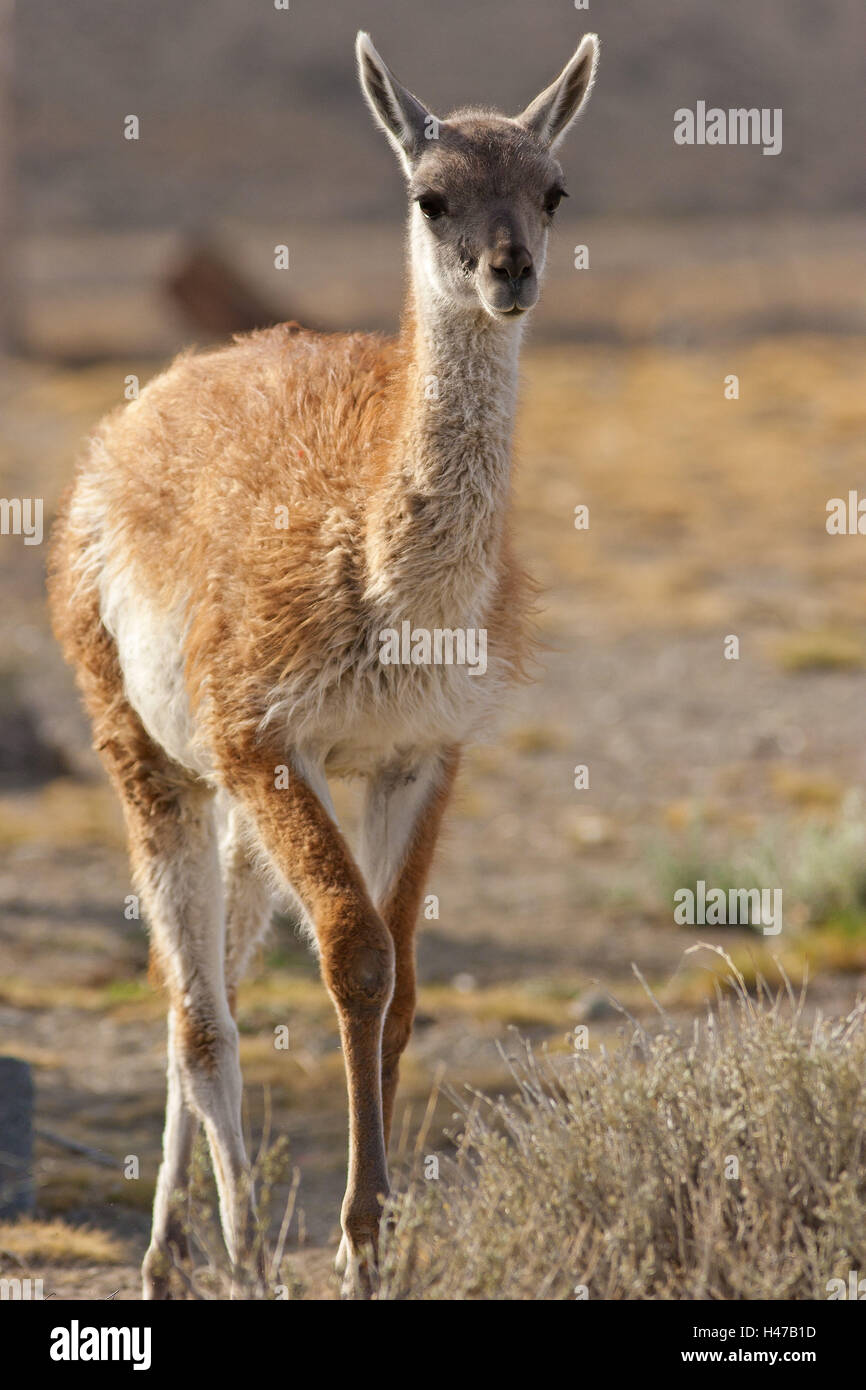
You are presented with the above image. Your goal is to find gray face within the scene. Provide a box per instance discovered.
[408,116,567,320]
[356,30,599,323]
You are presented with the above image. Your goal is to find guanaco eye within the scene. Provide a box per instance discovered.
[417,193,448,221]
[544,186,568,215]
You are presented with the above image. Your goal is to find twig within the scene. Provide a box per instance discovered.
[35,1128,116,1169]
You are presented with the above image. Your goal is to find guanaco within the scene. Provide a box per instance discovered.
[48,30,599,1297]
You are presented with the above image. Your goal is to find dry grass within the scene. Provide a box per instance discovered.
[0,1219,126,1266]
[517,337,866,637]
[775,629,866,673]
[651,794,866,937]
[0,780,126,849]
[769,765,845,811]
[157,961,866,1301]
[377,959,866,1300]
[153,1130,307,1300]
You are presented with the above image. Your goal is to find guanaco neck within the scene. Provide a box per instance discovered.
[364,231,524,626]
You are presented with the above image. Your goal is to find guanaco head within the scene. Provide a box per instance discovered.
[356,31,599,323]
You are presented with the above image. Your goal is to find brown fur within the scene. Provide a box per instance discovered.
[45,315,520,1295]
[378,747,460,1145]
[46,31,599,1297]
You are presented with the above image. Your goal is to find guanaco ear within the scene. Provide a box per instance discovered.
[356,31,437,176]
[516,34,599,150]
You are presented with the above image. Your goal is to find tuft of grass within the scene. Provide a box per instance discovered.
[506,723,567,756]
[723,935,866,991]
[783,797,866,926]
[652,825,744,926]
[770,765,845,811]
[419,980,580,1029]
[0,975,161,1019]
[651,795,866,941]
[0,779,127,849]
[377,957,866,1300]
[0,1220,126,1266]
[157,1128,306,1300]
[775,629,865,673]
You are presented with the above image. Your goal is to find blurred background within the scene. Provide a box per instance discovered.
[5,0,866,354]
[1,0,866,1297]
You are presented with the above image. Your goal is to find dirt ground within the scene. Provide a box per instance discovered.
[2,332,866,1298]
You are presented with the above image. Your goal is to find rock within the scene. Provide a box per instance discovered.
[0,1057,35,1217]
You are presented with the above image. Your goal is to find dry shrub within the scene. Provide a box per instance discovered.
[378,952,866,1300]
[160,1105,305,1300]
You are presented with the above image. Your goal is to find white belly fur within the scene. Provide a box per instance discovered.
[99,567,208,776]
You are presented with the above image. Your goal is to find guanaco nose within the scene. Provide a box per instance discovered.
[489,245,534,288]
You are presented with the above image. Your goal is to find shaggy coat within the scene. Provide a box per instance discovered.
[47,30,599,1297]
